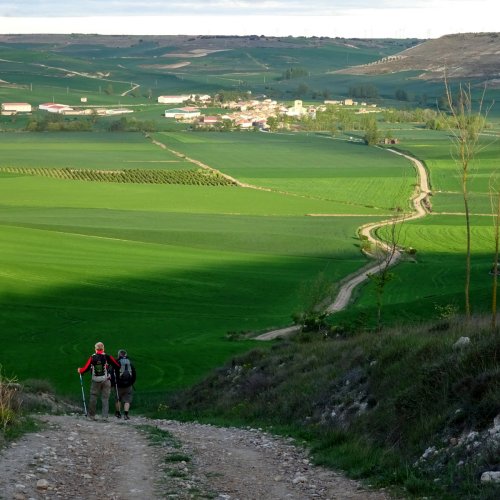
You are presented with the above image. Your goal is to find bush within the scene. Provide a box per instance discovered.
[0,367,21,431]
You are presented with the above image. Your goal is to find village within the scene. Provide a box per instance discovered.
[1,93,379,131]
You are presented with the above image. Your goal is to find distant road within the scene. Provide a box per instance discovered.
[255,149,431,340]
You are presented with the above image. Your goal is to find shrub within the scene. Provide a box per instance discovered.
[0,367,21,431]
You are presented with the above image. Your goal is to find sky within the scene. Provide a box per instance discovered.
[0,0,497,39]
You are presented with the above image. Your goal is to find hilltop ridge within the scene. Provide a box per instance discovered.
[336,32,500,84]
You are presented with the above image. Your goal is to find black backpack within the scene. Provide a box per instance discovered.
[91,353,109,382]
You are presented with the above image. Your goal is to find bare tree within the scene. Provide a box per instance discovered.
[368,206,406,330]
[444,78,489,319]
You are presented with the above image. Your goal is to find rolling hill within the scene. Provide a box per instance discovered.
[336,32,500,84]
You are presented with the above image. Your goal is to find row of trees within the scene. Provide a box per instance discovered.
[279,67,309,80]
[0,166,236,186]
[108,117,157,132]
[26,116,93,132]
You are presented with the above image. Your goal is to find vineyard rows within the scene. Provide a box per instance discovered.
[0,167,237,186]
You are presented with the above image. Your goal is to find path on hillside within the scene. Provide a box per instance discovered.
[0,414,390,499]
[256,150,431,340]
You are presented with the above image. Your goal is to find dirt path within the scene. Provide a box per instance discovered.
[256,149,431,340]
[0,414,390,499]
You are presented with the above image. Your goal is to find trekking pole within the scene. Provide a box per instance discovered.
[79,373,88,416]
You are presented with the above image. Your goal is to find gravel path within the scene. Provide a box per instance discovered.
[256,149,430,340]
[0,414,391,499]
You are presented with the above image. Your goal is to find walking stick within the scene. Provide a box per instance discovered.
[79,373,88,416]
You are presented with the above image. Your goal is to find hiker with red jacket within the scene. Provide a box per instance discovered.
[77,341,120,421]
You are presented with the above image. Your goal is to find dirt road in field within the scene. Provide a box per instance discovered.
[256,149,431,340]
[0,414,390,499]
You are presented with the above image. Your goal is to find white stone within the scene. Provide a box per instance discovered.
[453,336,471,349]
[493,414,500,429]
[481,471,500,483]
[422,446,436,459]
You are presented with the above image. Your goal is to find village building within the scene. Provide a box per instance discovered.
[190,94,212,103]
[199,116,220,126]
[158,95,191,104]
[39,103,74,114]
[62,108,95,116]
[234,119,253,129]
[286,100,307,117]
[164,107,201,119]
[1,102,32,115]
[98,108,133,116]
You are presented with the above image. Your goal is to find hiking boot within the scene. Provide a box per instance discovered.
[88,415,96,421]
[124,414,130,420]
[115,411,122,419]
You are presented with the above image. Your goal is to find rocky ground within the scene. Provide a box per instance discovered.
[0,414,391,499]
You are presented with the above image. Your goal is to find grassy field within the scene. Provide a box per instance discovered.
[0,35,419,105]
[332,124,500,327]
[2,34,499,403]
[0,132,192,170]
[153,131,414,212]
[0,130,397,397]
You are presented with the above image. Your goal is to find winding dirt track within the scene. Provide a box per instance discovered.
[256,149,430,341]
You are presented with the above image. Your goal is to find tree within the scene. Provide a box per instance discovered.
[292,272,334,334]
[367,207,405,329]
[395,88,409,101]
[266,116,279,132]
[296,83,309,98]
[444,79,489,319]
[363,120,379,145]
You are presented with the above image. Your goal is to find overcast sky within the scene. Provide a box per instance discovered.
[0,0,497,38]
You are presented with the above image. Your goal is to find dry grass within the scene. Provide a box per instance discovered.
[0,367,21,431]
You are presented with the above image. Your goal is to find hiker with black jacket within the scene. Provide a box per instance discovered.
[114,349,136,420]
[77,342,120,421]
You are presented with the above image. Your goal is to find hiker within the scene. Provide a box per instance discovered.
[114,349,136,420]
[77,342,120,421]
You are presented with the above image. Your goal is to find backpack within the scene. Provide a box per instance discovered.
[118,357,133,386]
[91,353,109,382]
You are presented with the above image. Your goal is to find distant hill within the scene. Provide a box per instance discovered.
[336,32,500,85]
[0,33,417,52]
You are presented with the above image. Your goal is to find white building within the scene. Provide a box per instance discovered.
[39,103,74,114]
[164,107,201,119]
[158,95,190,104]
[1,102,32,114]
[286,100,306,117]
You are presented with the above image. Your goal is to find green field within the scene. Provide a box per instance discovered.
[0,132,192,170]
[0,130,402,397]
[153,131,413,211]
[2,34,500,404]
[333,125,500,326]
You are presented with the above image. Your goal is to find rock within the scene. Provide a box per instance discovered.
[453,336,471,349]
[494,414,500,429]
[481,471,500,483]
[36,479,49,490]
[421,446,436,459]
